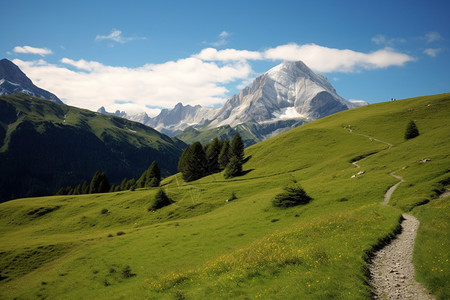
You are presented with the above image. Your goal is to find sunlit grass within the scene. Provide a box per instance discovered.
[0,93,448,299]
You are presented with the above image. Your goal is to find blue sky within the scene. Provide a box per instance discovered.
[1,0,449,115]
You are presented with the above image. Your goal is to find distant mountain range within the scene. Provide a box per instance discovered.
[100,61,367,146]
[0,58,63,104]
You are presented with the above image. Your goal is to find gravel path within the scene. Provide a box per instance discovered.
[369,174,435,299]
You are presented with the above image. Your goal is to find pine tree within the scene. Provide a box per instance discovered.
[97,172,111,193]
[218,138,231,170]
[178,142,208,182]
[178,146,191,173]
[148,188,172,211]
[126,178,136,190]
[136,169,149,188]
[230,132,245,162]
[81,181,89,194]
[223,156,242,179]
[120,178,128,191]
[73,184,82,195]
[405,120,419,140]
[90,171,110,194]
[148,161,161,183]
[89,171,101,194]
[206,137,221,174]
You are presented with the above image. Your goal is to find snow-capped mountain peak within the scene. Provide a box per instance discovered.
[99,60,367,140]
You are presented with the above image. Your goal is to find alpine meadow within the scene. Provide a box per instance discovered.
[0,93,448,299]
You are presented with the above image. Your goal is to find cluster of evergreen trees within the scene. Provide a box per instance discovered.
[178,132,245,181]
[56,161,161,195]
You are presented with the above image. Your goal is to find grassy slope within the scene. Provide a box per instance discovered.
[0,94,185,201]
[0,93,448,299]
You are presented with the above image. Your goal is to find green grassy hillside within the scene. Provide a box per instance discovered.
[175,119,306,147]
[0,94,186,202]
[0,93,448,299]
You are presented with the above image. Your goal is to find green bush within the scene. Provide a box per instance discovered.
[272,183,313,208]
[149,189,172,211]
[405,120,419,140]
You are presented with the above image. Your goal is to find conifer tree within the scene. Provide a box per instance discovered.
[230,132,245,162]
[148,188,172,211]
[178,146,191,173]
[126,178,136,190]
[148,161,161,184]
[206,137,221,174]
[90,171,110,194]
[81,181,89,194]
[405,120,419,140]
[73,184,82,195]
[218,138,231,170]
[137,161,161,188]
[120,178,128,191]
[224,156,242,179]
[97,172,111,193]
[179,142,208,182]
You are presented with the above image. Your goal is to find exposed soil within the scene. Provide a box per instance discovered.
[369,174,435,299]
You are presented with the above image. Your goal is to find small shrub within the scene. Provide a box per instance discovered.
[116,231,126,236]
[272,183,313,208]
[149,189,172,211]
[405,120,419,140]
[121,265,135,278]
[101,208,109,214]
[226,192,237,202]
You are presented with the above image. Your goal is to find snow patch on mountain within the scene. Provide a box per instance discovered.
[98,60,367,138]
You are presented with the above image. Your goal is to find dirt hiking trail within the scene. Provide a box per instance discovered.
[369,173,435,299]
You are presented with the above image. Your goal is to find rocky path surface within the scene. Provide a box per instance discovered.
[369,173,435,299]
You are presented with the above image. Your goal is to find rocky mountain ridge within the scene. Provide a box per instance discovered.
[0,58,63,104]
[100,60,367,144]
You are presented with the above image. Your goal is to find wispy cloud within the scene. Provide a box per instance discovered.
[206,31,231,47]
[424,31,442,43]
[95,29,146,44]
[424,48,442,57]
[13,46,53,56]
[371,34,406,46]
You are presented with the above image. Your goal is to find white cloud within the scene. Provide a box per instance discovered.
[263,43,414,72]
[95,29,146,44]
[424,32,442,43]
[13,57,253,115]
[209,31,231,47]
[194,48,262,61]
[196,44,414,73]
[13,46,53,56]
[12,42,416,116]
[424,48,442,57]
